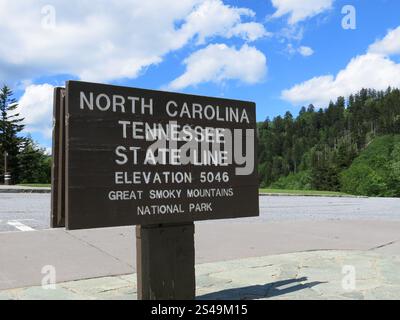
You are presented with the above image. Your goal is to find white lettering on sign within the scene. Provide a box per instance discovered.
[137,204,185,215]
[115,146,140,165]
[149,189,182,200]
[117,121,226,143]
[115,171,193,185]
[189,202,212,213]
[186,188,234,198]
[78,91,250,124]
[108,190,143,201]
[66,81,259,230]
[80,91,154,115]
[165,100,249,123]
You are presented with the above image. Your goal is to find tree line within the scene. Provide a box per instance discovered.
[258,87,400,193]
[2,83,400,191]
[0,85,51,185]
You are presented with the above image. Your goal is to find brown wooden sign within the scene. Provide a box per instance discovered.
[65,81,259,230]
[51,87,66,228]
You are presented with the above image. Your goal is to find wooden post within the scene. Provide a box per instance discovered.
[136,223,195,300]
[51,88,66,228]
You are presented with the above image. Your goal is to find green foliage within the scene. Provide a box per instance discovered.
[0,85,51,184]
[258,88,400,196]
[17,137,52,184]
[270,170,312,190]
[340,135,400,197]
[311,163,340,191]
[0,85,25,183]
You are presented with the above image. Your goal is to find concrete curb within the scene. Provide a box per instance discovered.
[0,187,51,194]
[259,193,368,198]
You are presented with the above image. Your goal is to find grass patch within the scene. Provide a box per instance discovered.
[18,184,51,188]
[260,188,349,196]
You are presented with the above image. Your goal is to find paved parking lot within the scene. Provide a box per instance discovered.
[0,193,50,232]
[1,193,399,233]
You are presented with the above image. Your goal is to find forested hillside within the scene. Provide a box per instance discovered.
[258,88,400,196]
[340,135,400,197]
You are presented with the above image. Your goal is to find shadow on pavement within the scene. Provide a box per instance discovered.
[197,277,325,300]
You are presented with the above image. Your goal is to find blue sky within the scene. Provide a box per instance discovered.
[1,0,400,150]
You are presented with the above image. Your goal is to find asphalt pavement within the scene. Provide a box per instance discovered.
[0,193,399,291]
[0,193,50,232]
[1,193,400,232]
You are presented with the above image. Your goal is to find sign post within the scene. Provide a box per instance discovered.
[137,223,195,300]
[52,80,259,300]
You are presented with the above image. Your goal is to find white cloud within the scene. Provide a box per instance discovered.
[285,44,314,57]
[282,26,400,107]
[226,22,271,42]
[0,0,267,83]
[271,0,334,24]
[282,53,400,106]
[18,84,55,139]
[278,25,304,41]
[180,0,269,44]
[167,44,267,90]
[298,46,314,57]
[368,26,400,56]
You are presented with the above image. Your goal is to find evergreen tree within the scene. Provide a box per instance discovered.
[17,137,51,184]
[0,85,25,183]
